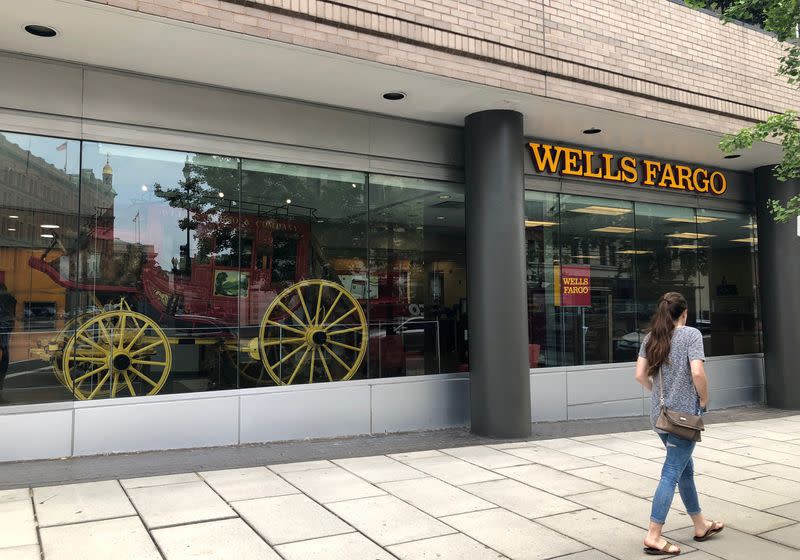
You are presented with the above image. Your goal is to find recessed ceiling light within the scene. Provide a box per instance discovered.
[285,198,292,204]
[724,154,741,159]
[382,92,406,101]
[525,220,559,227]
[9,215,18,219]
[572,255,600,259]
[438,195,451,200]
[351,183,358,188]
[731,237,758,243]
[665,232,716,239]
[591,226,638,234]
[570,205,631,216]
[665,217,724,224]
[416,226,424,230]
[617,250,653,255]
[218,192,225,198]
[24,24,57,38]
[316,219,326,224]
[40,224,60,229]
[7,228,16,232]
[667,244,707,250]
[40,233,54,239]
[436,216,445,220]
[740,224,757,229]
[583,127,602,134]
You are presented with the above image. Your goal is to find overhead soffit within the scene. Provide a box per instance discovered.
[0,0,783,171]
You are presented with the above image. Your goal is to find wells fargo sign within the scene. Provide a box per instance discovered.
[554,265,591,307]
[528,142,727,196]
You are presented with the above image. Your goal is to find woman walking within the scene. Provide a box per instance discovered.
[635,292,724,555]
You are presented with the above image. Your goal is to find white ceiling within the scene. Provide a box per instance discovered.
[0,0,782,171]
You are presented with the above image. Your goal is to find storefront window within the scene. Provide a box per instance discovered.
[525,190,562,367]
[697,210,760,355]
[0,131,81,405]
[240,160,369,385]
[560,195,637,365]
[368,175,468,376]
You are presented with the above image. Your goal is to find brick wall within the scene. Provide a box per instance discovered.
[87,0,797,136]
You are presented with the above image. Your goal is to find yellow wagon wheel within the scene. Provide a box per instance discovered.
[258,279,367,385]
[62,305,172,400]
[51,313,96,388]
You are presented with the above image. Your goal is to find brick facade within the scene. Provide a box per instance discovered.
[88,0,797,136]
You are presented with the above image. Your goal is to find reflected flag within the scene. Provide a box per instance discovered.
[56,141,67,151]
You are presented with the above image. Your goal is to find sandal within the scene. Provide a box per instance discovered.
[694,520,724,542]
[643,541,681,555]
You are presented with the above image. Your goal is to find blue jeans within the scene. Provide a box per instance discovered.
[650,433,701,524]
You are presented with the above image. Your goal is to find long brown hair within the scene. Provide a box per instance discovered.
[644,292,687,376]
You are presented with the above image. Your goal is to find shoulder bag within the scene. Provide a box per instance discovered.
[654,367,704,442]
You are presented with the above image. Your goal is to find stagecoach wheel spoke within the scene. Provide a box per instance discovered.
[313,283,325,325]
[318,347,334,382]
[327,339,360,352]
[259,280,367,386]
[122,370,136,396]
[64,309,172,400]
[323,344,351,371]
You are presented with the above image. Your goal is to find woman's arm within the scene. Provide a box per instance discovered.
[690,359,709,409]
[635,356,652,391]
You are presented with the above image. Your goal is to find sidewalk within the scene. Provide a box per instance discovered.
[1,408,799,559]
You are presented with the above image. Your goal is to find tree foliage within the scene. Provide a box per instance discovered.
[685,1,800,220]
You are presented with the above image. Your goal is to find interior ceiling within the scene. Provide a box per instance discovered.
[0,0,783,171]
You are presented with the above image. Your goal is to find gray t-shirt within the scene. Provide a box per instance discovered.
[639,326,705,432]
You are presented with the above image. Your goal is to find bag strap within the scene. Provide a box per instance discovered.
[659,366,666,407]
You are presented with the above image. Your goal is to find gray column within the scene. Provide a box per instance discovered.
[464,110,531,437]
[754,166,800,409]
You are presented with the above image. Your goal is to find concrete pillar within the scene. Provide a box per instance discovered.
[754,166,800,409]
[464,110,532,437]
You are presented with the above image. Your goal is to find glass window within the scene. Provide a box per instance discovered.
[634,203,703,339]
[368,175,468,377]
[559,195,637,365]
[0,131,81,406]
[525,191,562,368]
[240,160,368,386]
[74,142,241,400]
[697,210,761,355]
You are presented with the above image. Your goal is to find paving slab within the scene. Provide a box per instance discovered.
[726,446,800,468]
[665,526,798,560]
[332,455,426,483]
[567,488,693,531]
[591,453,663,479]
[387,450,446,461]
[127,481,235,529]
[537,508,696,559]
[388,533,506,560]
[460,478,585,519]
[693,436,748,451]
[268,460,334,473]
[730,438,800,456]
[746,462,800,482]
[691,446,766,468]
[766,500,800,522]
[277,532,395,560]
[441,507,588,560]
[552,551,616,560]
[32,480,136,527]
[672,494,795,534]
[152,518,281,560]
[496,463,604,496]
[738,475,800,500]
[0,545,41,560]
[39,516,161,560]
[379,476,495,518]
[232,494,353,545]
[0,489,28,504]
[120,473,200,489]
[582,437,666,459]
[523,438,618,458]
[440,445,532,470]
[760,522,800,549]
[199,466,299,502]
[692,475,796,509]
[327,494,455,546]
[0,499,37,549]
[499,445,600,471]
[569,465,657,498]
[398,455,504,486]
[691,458,764,482]
[278,465,385,503]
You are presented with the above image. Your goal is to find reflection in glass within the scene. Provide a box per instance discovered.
[525,191,561,367]
[0,131,81,405]
[697,210,760,355]
[368,175,468,376]
[634,203,702,342]
[560,195,636,365]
